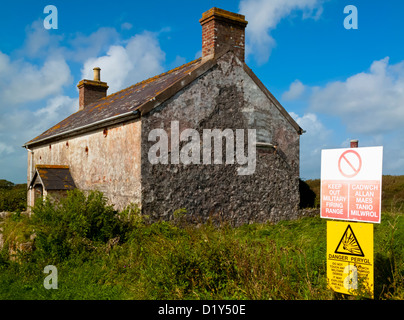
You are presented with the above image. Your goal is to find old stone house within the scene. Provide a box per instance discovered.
[23,8,303,225]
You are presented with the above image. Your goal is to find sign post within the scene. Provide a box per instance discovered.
[321,144,382,298]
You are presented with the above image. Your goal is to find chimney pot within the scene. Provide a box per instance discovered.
[93,67,101,81]
[350,140,359,148]
[200,7,248,61]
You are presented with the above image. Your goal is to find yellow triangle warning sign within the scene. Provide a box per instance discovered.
[334,224,364,257]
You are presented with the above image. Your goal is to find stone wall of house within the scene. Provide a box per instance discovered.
[27,119,142,211]
[141,52,300,225]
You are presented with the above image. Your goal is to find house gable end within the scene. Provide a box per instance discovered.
[139,49,303,136]
[241,64,303,135]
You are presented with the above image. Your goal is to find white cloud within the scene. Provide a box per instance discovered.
[121,22,133,30]
[81,31,165,93]
[15,20,64,59]
[290,111,331,178]
[67,27,121,63]
[0,51,12,75]
[282,79,306,100]
[33,95,78,130]
[309,57,404,134]
[82,45,132,93]
[0,95,78,182]
[285,57,404,177]
[291,112,327,136]
[0,54,72,106]
[0,20,77,182]
[0,23,169,182]
[0,142,14,155]
[16,20,120,65]
[239,0,323,64]
[1,95,78,145]
[0,22,73,107]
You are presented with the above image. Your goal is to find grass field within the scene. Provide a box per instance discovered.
[0,190,402,300]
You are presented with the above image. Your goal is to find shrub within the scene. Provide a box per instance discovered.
[30,189,124,263]
[0,186,402,300]
[0,182,27,212]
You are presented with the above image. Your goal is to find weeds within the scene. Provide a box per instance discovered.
[374,212,404,299]
[0,189,402,300]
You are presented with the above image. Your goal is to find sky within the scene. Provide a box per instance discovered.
[0,0,404,183]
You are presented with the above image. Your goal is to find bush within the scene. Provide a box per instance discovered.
[0,187,402,300]
[0,182,27,212]
[30,189,125,263]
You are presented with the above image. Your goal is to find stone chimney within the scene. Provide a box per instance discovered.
[77,67,109,110]
[200,7,248,62]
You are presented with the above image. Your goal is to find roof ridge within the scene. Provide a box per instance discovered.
[99,57,202,102]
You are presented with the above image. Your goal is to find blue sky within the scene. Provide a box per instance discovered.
[1,0,404,183]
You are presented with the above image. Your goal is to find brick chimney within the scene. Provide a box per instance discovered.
[77,67,109,110]
[200,7,248,62]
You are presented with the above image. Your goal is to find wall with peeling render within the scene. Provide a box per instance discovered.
[27,119,142,211]
[141,52,300,225]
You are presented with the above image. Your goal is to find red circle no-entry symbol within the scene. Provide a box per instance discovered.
[338,150,362,178]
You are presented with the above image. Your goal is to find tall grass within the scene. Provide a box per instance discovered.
[0,190,402,300]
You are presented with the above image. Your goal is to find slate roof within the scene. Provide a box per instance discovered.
[30,165,76,190]
[25,58,203,146]
[24,50,303,148]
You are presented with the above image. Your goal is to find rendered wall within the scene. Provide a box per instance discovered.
[141,52,300,225]
[27,119,142,211]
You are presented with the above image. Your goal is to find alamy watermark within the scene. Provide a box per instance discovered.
[43,5,58,30]
[148,121,257,175]
[42,5,358,31]
[344,5,358,30]
[43,265,58,289]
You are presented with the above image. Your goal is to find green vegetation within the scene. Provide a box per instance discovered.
[2,175,403,213]
[0,180,27,212]
[0,189,402,300]
[381,175,404,211]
